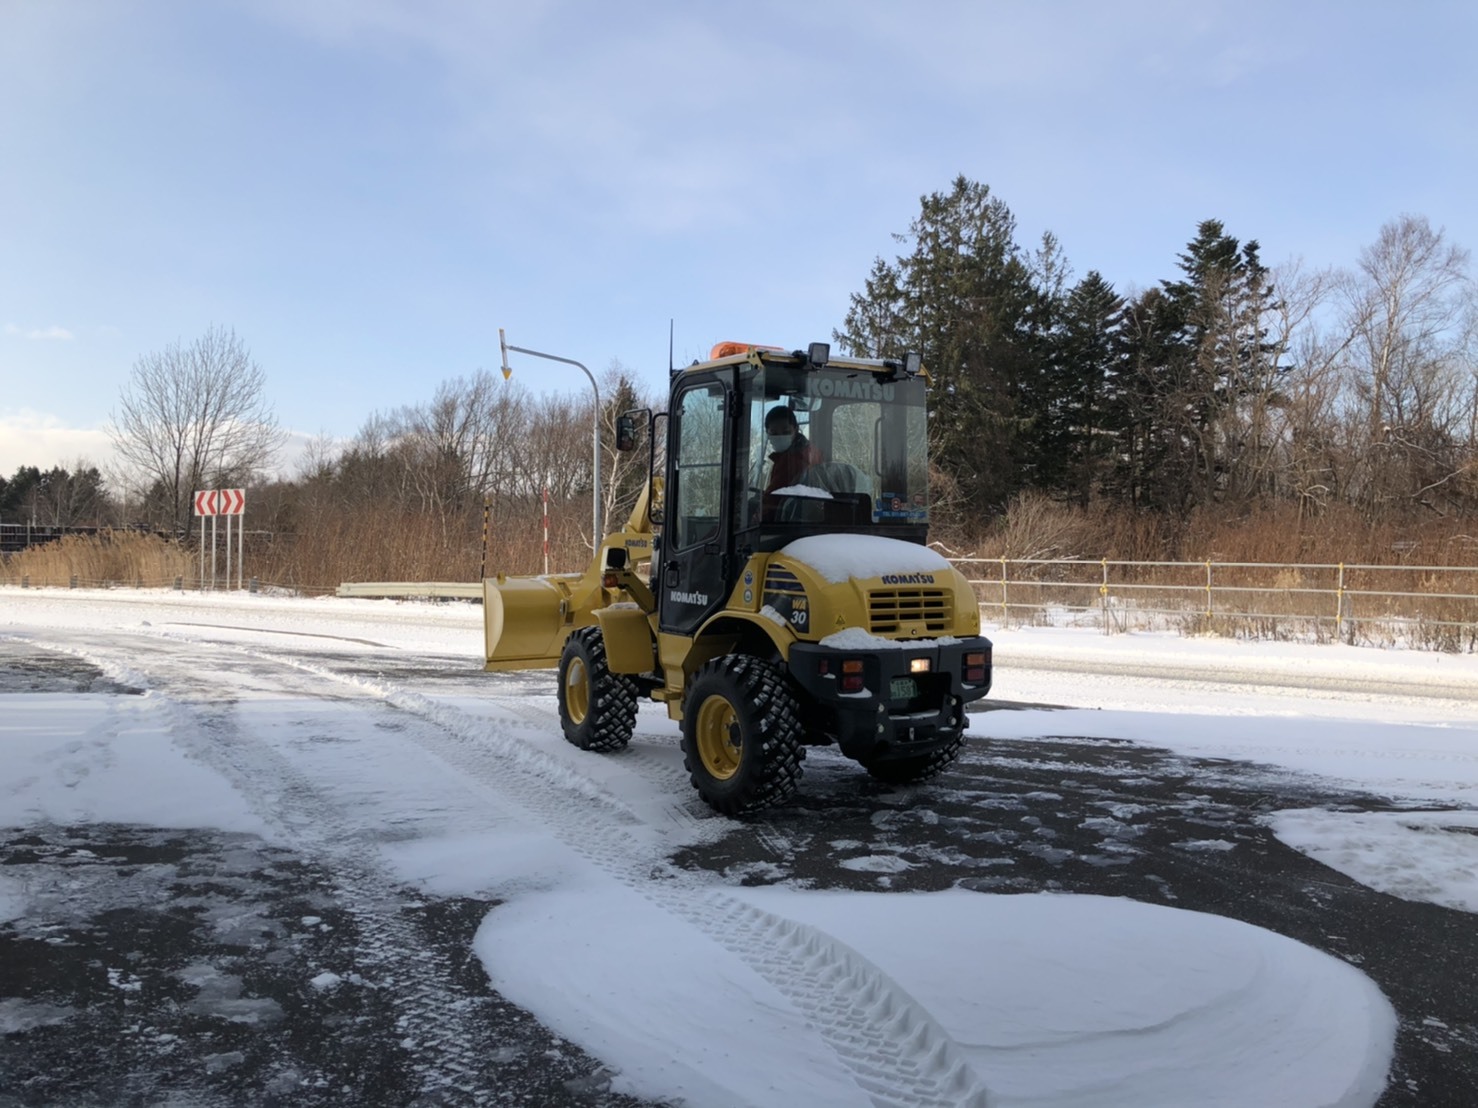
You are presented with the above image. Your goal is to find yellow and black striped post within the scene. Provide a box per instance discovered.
[480,499,490,580]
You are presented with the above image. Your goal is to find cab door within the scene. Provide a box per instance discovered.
[659,377,732,637]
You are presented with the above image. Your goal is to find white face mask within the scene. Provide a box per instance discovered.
[768,432,794,453]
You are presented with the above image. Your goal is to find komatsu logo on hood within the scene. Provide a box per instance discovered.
[670,590,710,606]
[880,572,937,586]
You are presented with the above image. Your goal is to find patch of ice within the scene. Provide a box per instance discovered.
[1269,808,1478,913]
[1175,839,1237,852]
[838,854,914,874]
[0,874,26,923]
[0,998,74,1033]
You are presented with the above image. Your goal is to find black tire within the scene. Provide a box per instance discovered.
[862,727,966,785]
[681,655,805,816]
[557,626,638,753]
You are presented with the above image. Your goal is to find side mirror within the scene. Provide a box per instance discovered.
[615,413,639,452]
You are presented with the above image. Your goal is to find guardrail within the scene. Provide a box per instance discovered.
[953,558,1478,647]
[335,581,484,599]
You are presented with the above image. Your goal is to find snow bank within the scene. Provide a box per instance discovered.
[0,586,485,657]
[475,879,866,1108]
[477,883,1395,1108]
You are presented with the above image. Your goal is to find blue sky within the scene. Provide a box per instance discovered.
[3,0,1475,479]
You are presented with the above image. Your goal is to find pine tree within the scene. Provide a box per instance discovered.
[835,176,1042,518]
[1048,272,1124,503]
[1103,287,1192,510]
[1010,233,1075,491]
[1104,220,1283,511]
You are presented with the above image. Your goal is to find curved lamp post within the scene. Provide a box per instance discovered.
[499,328,601,553]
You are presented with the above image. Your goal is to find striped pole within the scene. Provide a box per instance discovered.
[480,499,490,580]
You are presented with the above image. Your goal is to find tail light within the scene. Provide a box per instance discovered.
[840,659,865,693]
[964,650,988,684]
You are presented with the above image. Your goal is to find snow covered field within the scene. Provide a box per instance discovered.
[3,586,1476,1106]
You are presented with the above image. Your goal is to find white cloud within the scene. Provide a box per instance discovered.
[0,410,115,476]
[3,323,74,341]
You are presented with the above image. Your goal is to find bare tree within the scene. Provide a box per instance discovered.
[1336,216,1474,515]
[597,361,662,531]
[108,326,284,537]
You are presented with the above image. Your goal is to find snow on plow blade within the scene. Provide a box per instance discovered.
[482,573,585,671]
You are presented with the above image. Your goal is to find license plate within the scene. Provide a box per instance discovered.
[890,677,918,700]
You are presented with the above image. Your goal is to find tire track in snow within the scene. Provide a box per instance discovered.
[476,690,722,834]
[379,678,989,1105]
[48,635,507,1108]
[277,650,993,1108]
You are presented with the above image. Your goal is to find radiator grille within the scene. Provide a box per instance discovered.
[868,588,951,635]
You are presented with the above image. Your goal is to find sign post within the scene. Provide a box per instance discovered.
[194,490,217,589]
[194,489,245,589]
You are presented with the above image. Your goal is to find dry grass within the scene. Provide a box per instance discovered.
[247,503,600,594]
[936,494,1478,649]
[939,493,1478,567]
[0,532,191,588]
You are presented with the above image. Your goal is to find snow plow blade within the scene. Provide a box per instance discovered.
[482,573,586,671]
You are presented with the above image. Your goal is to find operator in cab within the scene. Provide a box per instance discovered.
[763,406,823,493]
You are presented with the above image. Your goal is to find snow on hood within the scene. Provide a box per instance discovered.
[779,534,949,584]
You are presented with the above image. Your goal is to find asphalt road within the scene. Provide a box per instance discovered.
[2,646,1474,1107]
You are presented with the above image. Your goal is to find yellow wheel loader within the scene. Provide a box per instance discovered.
[484,341,993,815]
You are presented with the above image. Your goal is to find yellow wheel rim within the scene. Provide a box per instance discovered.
[695,695,742,780]
[565,657,589,724]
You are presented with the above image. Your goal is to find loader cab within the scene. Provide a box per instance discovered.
[656,345,932,638]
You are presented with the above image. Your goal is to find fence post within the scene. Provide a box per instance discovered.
[999,557,1008,624]
[1335,562,1345,635]
[21,575,27,589]
[249,576,259,594]
[70,574,77,589]
[1205,559,1214,620]
[1100,558,1110,634]
[174,575,183,591]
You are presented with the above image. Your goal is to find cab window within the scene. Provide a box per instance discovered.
[670,383,725,549]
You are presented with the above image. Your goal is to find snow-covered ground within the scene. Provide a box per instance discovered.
[3,586,1476,1106]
